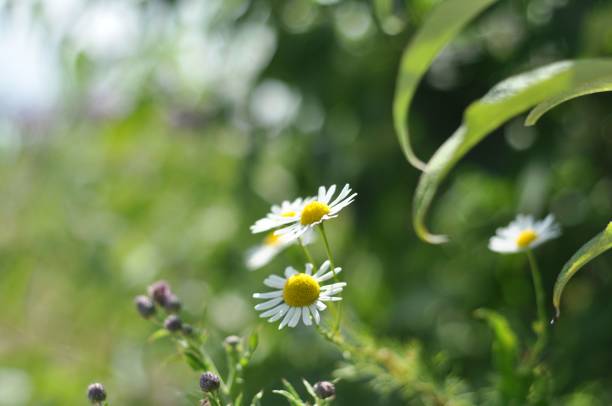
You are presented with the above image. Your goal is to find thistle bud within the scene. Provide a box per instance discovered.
[134,295,156,319]
[313,381,335,399]
[164,314,182,332]
[199,372,221,392]
[148,280,171,305]
[87,383,107,403]
[163,293,182,313]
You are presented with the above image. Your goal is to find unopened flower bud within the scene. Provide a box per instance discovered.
[87,383,107,403]
[163,293,182,313]
[164,314,182,332]
[148,280,171,305]
[224,335,241,349]
[313,381,335,399]
[199,372,221,392]
[134,295,156,319]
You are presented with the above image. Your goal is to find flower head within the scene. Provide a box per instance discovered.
[245,230,315,271]
[489,214,561,253]
[274,184,357,240]
[164,314,182,332]
[250,197,312,234]
[87,383,107,403]
[314,381,336,399]
[148,280,172,306]
[253,261,346,329]
[134,295,156,319]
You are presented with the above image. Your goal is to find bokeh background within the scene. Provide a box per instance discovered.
[0,0,611,404]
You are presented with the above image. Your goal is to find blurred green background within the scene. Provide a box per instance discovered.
[0,0,611,404]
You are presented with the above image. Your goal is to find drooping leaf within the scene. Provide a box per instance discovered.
[393,0,499,170]
[413,59,612,243]
[302,379,317,401]
[525,74,612,125]
[553,222,612,318]
[250,390,264,406]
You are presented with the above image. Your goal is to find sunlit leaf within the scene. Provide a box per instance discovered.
[393,0,499,170]
[250,390,264,406]
[553,222,612,318]
[302,379,317,400]
[413,59,612,243]
[272,390,304,406]
[525,74,612,125]
[147,328,170,343]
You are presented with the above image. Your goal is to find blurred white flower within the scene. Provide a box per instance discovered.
[274,184,356,240]
[245,230,314,271]
[250,197,312,234]
[253,261,345,329]
[489,214,561,253]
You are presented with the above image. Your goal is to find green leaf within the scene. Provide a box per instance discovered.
[184,350,207,371]
[302,379,317,401]
[250,390,264,406]
[247,329,259,354]
[272,390,304,406]
[413,59,612,243]
[147,328,170,343]
[474,309,523,400]
[393,0,499,170]
[282,379,301,400]
[553,222,612,318]
[525,74,612,125]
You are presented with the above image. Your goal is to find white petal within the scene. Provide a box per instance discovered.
[323,184,336,204]
[288,307,302,327]
[254,297,284,310]
[320,296,342,302]
[253,291,283,299]
[279,307,296,329]
[316,301,327,311]
[314,260,330,278]
[305,263,314,275]
[264,275,286,289]
[302,307,312,326]
[246,245,281,271]
[259,303,287,318]
[268,304,290,322]
[309,304,320,324]
[317,186,326,202]
[284,266,298,278]
[316,268,343,282]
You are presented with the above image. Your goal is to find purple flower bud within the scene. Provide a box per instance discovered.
[148,280,171,305]
[87,383,107,403]
[163,293,182,313]
[134,295,156,319]
[314,381,335,399]
[199,372,221,392]
[164,314,182,332]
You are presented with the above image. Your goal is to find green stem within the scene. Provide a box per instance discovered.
[317,224,342,335]
[526,250,548,365]
[297,237,314,264]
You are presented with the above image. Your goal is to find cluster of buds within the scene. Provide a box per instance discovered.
[134,280,193,335]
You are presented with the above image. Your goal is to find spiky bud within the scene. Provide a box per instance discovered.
[313,381,335,399]
[148,280,171,305]
[87,383,107,403]
[163,293,182,313]
[164,314,182,332]
[199,372,221,392]
[134,295,156,319]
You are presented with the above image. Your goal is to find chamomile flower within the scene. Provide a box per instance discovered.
[253,260,346,329]
[489,214,561,254]
[250,197,312,234]
[274,184,357,240]
[245,230,315,271]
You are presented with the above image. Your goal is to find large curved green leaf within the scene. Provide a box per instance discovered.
[413,59,612,243]
[553,222,612,318]
[393,0,499,170]
[525,74,612,125]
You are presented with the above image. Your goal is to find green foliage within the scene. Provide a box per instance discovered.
[553,222,612,318]
[393,0,499,169]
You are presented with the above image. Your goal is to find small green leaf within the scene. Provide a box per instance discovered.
[247,329,259,354]
[553,222,612,318]
[184,350,207,371]
[302,379,317,400]
[250,390,264,406]
[412,59,612,243]
[147,328,170,342]
[272,390,304,406]
[393,0,499,170]
[282,379,301,400]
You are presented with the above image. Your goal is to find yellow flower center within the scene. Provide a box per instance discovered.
[300,201,330,225]
[283,273,320,307]
[516,229,538,248]
[264,232,280,246]
[281,211,296,217]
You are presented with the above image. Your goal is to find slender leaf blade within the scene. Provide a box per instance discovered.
[413,59,612,243]
[553,222,612,317]
[393,0,499,170]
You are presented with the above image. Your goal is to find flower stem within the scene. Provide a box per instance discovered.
[297,237,314,264]
[317,223,342,335]
[526,250,548,364]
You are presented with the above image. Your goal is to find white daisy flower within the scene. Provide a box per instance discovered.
[250,197,312,234]
[253,260,346,329]
[245,230,315,271]
[489,214,561,254]
[274,184,357,240]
